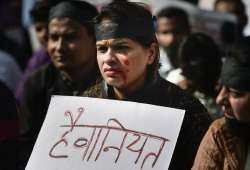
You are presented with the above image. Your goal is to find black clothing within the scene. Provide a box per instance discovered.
[0,31,32,70]
[0,81,19,170]
[20,63,100,168]
[21,63,100,142]
[87,75,211,170]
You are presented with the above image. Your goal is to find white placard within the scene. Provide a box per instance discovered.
[26,95,185,170]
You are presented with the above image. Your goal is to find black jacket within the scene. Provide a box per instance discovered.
[21,63,100,143]
[87,75,211,170]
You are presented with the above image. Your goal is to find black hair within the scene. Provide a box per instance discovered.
[227,36,250,67]
[49,0,98,37]
[95,1,159,80]
[156,7,190,34]
[220,36,250,91]
[179,33,222,96]
[95,2,155,47]
[214,0,248,36]
[30,1,50,23]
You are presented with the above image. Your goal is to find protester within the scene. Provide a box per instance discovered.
[167,33,223,119]
[215,0,247,38]
[0,50,22,93]
[16,0,51,102]
[192,37,250,169]
[156,6,190,79]
[214,0,248,52]
[90,2,211,169]
[0,0,32,70]
[20,0,100,159]
[0,81,19,170]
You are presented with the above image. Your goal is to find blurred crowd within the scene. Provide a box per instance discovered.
[0,0,250,170]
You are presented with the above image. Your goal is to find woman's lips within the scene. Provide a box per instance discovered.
[104,68,123,76]
[56,55,67,62]
[222,106,235,119]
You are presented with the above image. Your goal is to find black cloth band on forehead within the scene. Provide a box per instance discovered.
[95,19,155,41]
[49,1,93,24]
[221,58,250,91]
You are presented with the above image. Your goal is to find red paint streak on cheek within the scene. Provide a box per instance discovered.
[117,70,127,84]
[121,72,127,83]
[120,57,129,83]
[120,55,130,66]
[123,58,129,66]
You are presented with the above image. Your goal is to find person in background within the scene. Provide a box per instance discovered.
[91,2,211,169]
[0,0,32,70]
[16,0,51,102]
[20,0,100,164]
[167,33,223,119]
[0,50,22,93]
[192,36,250,170]
[0,81,19,170]
[156,6,191,79]
[214,0,248,52]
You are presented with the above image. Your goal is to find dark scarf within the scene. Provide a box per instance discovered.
[221,58,250,91]
[49,1,97,25]
[226,117,250,142]
[102,74,159,100]
[94,19,155,43]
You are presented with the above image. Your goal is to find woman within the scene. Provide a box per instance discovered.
[168,33,223,119]
[192,37,250,170]
[92,2,211,170]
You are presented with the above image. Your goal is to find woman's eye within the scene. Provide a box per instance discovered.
[97,46,108,53]
[229,89,243,98]
[49,34,59,41]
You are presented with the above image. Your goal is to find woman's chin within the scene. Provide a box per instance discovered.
[105,77,123,85]
[224,111,235,119]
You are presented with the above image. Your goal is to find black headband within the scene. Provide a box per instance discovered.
[49,1,95,25]
[221,58,250,91]
[95,19,155,42]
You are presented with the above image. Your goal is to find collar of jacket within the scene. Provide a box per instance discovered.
[101,73,160,101]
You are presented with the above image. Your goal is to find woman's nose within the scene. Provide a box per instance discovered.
[216,86,228,105]
[103,48,117,64]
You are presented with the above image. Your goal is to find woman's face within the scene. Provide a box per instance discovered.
[34,21,48,48]
[216,86,250,122]
[96,38,156,94]
[48,18,96,72]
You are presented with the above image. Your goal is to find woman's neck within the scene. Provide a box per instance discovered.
[112,73,147,100]
[61,60,97,82]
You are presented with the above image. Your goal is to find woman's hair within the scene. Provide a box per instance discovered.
[214,0,248,36]
[30,1,50,23]
[227,36,250,66]
[49,0,98,38]
[179,33,222,96]
[156,6,190,35]
[221,36,250,91]
[94,2,159,80]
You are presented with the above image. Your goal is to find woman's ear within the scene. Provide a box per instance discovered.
[147,42,158,65]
